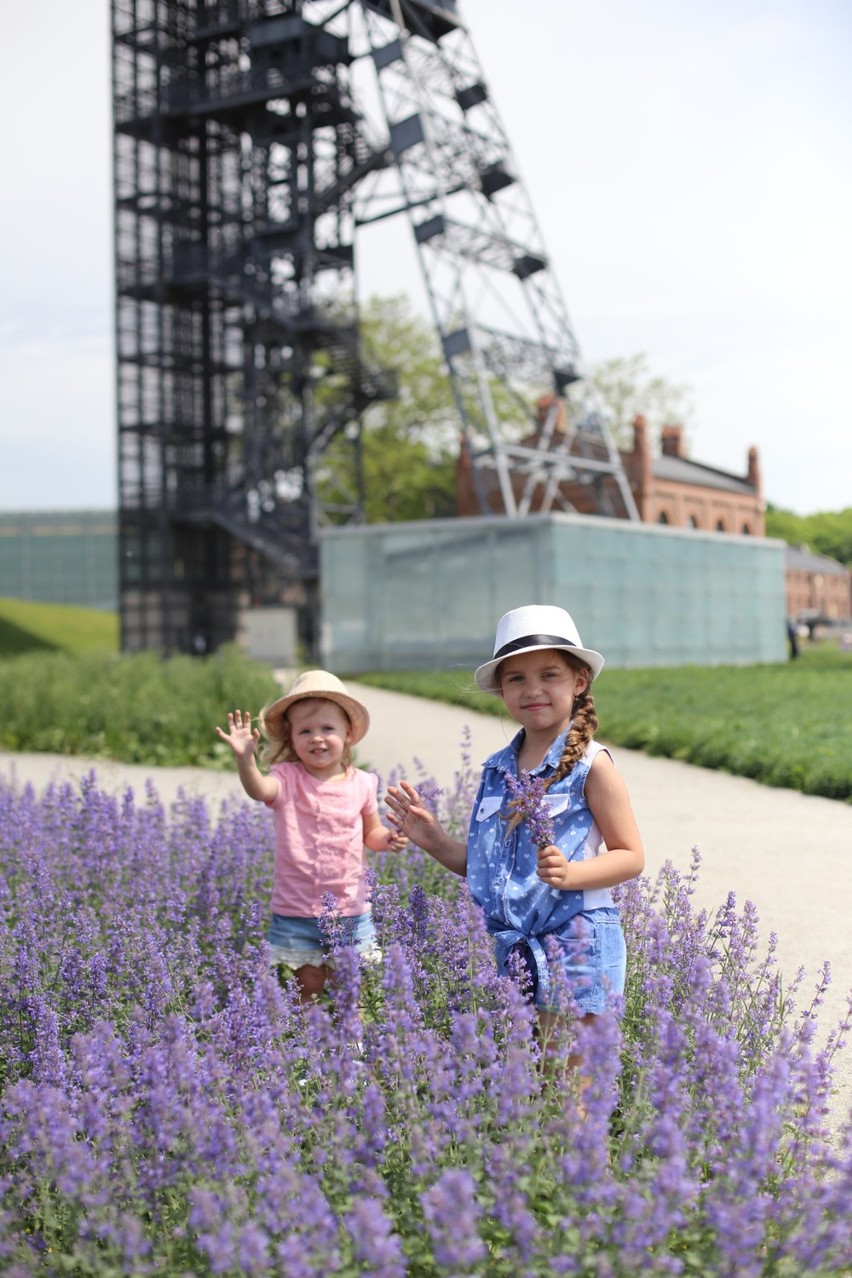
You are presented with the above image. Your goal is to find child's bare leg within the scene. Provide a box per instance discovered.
[295,962,331,1004]
[537,1009,598,1108]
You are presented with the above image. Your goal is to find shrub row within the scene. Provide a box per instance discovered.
[0,646,279,767]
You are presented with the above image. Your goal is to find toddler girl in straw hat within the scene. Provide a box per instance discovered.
[386,604,644,1071]
[217,669,405,1003]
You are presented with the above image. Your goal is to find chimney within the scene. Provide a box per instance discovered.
[631,414,652,515]
[535,394,567,438]
[660,424,685,458]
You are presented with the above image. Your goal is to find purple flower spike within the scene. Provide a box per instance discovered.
[2,754,852,1276]
[505,769,555,848]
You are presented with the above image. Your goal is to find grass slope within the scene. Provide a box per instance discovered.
[0,597,118,656]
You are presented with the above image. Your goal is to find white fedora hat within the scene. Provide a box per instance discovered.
[474,604,605,694]
[261,670,370,744]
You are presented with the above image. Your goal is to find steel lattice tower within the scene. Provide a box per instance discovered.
[112,0,637,656]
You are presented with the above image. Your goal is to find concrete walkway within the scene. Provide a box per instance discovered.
[2,680,850,1112]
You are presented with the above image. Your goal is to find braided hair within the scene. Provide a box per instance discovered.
[545,673,598,790]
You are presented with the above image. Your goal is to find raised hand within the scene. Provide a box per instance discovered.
[385,781,467,875]
[385,780,440,849]
[215,709,260,760]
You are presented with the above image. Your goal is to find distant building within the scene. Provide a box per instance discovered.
[456,410,851,627]
[785,544,852,626]
[622,418,764,535]
[0,511,117,611]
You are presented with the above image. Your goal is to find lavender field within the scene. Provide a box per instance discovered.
[1,752,851,1276]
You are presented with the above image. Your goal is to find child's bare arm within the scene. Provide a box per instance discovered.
[363,811,407,853]
[537,752,644,891]
[215,709,278,803]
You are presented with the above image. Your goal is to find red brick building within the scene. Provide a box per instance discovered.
[456,405,764,534]
[622,417,764,535]
[784,545,852,625]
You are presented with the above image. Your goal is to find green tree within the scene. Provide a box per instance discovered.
[586,352,695,450]
[317,300,701,523]
[357,422,458,522]
[315,295,460,523]
[765,505,852,565]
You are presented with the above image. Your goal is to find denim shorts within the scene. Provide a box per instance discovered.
[266,911,381,969]
[520,908,627,1015]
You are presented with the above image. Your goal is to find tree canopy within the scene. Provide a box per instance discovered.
[586,352,695,450]
[765,505,852,566]
[316,295,847,547]
[315,296,458,523]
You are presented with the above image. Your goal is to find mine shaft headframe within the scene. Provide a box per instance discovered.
[353,0,640,520]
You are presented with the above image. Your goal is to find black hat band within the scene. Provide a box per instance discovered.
[493,633,578,661]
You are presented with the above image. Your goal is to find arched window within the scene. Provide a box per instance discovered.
[688,515,699,529]
[741,523,752,535]
[657,511,669,525]
[715,519,726,532]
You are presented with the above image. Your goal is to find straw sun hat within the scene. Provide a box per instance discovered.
[474,604,606,694]
[261,670,370,744]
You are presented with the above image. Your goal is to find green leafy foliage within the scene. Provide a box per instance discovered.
[322,420,458,523]
[765,505,852,565]
[315,295,460,523]
[316,294,530,523]
[585,352,695,450]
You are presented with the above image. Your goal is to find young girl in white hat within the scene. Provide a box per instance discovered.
[217,670,405,1003]
[386,604,644,1070]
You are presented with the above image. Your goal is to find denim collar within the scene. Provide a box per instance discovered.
[483,725,570,777]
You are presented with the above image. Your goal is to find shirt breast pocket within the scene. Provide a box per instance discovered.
[546,794,571,817]
[475,796,504,822]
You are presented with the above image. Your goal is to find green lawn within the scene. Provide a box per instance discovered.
[1,598,849,801]
[355,642,852,802]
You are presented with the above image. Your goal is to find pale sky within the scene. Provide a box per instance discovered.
[1,0,850,516]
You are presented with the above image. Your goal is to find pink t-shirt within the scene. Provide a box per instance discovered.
[265,761,379,917]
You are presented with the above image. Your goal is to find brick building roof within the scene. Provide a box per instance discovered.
[784,544,849,576]
[652,454,758,495]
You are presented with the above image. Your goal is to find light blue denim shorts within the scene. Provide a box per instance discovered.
[525,908,627,1015]
[266,911,381,969]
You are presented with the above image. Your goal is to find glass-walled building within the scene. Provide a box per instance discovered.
[0,512,117,611]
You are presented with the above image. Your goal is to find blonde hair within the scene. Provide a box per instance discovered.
[259,695,354,769]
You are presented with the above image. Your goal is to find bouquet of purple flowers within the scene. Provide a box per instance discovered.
[505,769,555,849]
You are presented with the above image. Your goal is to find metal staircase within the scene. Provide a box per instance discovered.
[112,0,636,656]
